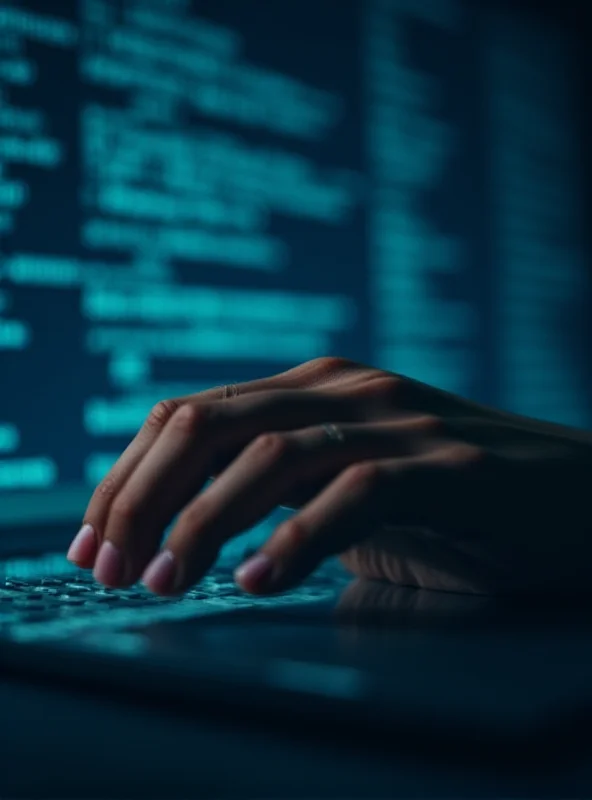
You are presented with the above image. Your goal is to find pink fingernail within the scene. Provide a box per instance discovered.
[67,524,98,565]
[234,553,273,589]
[93,541,124,586]
[142,550,177,594]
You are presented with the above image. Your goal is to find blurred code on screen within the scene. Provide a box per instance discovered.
[0,0,588,526]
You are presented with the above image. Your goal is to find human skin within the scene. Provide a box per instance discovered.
[66,356,592,597]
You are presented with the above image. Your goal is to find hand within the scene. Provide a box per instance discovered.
[67,356,592,596]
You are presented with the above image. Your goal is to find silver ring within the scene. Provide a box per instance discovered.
[322,423,345,444]
[222,384,240,400]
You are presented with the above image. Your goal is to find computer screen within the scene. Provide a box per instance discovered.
[0,0,589,532]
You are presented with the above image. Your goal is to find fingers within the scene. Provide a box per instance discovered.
[69,358,412,576]
[69,349,491,597]
[73,359,361,565]
[234,445,485,595]
[75,388,361,588]
[141,417,442,594]
[73,370,307,564]
[68,358,346,566]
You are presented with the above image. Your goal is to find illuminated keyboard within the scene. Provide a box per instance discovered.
[0,563,345,642]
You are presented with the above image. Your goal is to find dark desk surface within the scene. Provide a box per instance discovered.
[1,670,592,799]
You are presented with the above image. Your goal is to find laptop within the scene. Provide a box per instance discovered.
[2,506,592,770]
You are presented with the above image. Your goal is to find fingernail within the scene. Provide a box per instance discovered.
[234,552,274,589]
[93,540,125,586]
[67,524,98,565]
[142,550,177,594]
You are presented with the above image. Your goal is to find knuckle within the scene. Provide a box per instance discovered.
[251,432,291,461]
[170,403,208,435]
[373,374,401,393]
[176,503,203,533]
[309,356,352,374]
[110,494,138,524]
[276,518,309,549]
[94,473,119,500]
[369,374,406,405]
[342,461,383,493]
[441,443,485,467]
[145,399,179,433]
[413,414,446,436]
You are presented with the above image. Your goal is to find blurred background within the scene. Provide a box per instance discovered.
[0,0,590,546]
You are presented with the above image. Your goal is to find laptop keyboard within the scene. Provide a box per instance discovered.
[0,562,346,642]
[1,570,240,616]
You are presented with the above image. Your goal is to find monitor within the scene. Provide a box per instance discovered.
[0,0,589,549]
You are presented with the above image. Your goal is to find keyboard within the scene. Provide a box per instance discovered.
[0,560,346,643]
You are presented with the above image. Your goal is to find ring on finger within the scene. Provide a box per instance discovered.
[222,384,240,400]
